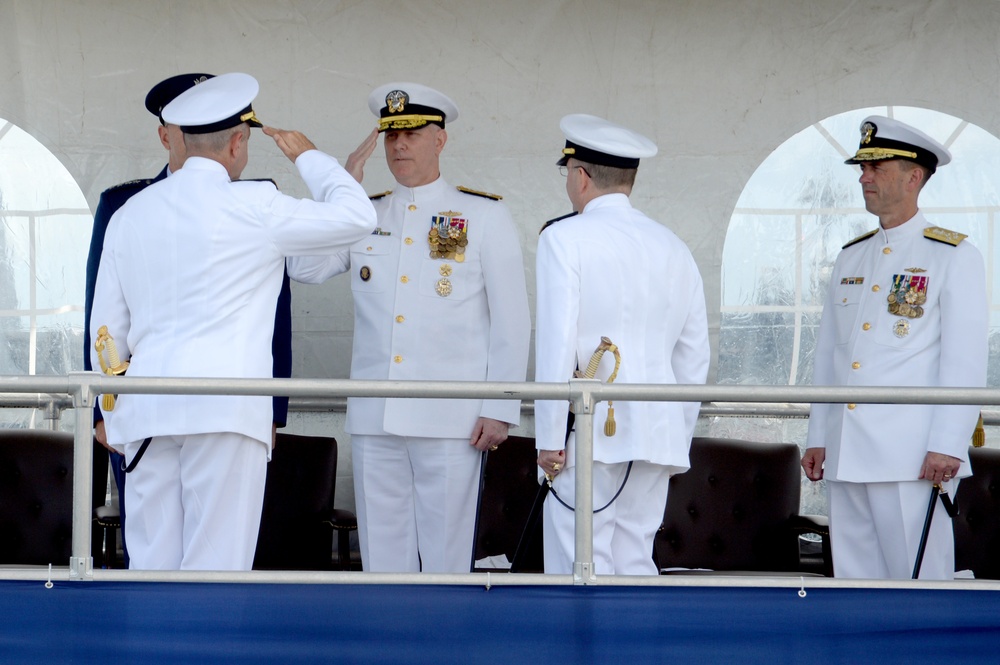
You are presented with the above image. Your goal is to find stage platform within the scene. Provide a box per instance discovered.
[2,573,999,663]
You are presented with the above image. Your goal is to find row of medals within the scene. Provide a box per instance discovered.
[887,287,926,318]
[428,227,468,262]
[428,227,466,297]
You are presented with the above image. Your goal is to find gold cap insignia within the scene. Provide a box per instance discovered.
[386,90,408,114]
[861,121,875,145]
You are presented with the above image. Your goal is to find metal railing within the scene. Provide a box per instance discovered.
[3,373,1000,590]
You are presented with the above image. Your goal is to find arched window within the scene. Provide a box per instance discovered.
[0,119,90,378]
[720,106,1000,387]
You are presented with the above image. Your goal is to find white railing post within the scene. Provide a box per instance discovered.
[69,372,95,580]
[570,378,599,584]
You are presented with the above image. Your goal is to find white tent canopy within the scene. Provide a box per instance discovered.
[1,0,998,381]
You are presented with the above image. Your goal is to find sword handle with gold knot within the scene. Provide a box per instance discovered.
[573,336,621,437]
[94,325,129,412]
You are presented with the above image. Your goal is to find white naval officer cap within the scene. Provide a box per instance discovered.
[557,113,658,169]
[368,82,459,133]
[845,115,951,174]
[160,72,263,135]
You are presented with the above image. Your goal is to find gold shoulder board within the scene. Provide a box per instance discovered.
[924,226,967,246]
[369,190,392,200]
[457,185,502,201]
[842,229,878,249]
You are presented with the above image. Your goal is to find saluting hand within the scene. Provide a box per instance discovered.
[345,127,379,184]
[263,126,317,163]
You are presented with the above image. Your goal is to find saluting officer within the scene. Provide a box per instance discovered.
[91,73,376,570]
[83,73,296,567]
[291,82,531,573]
[535,114,710,575]
[802,116,988,580]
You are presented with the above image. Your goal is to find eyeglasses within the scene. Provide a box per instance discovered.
[558,165,591,178]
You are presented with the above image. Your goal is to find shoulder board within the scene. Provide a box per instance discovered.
[457,185,502,201]
[539,211,579,235]
[369,190,392,200]
[104,178,154,194]
[236,177,278,188]
[841,229,878,249]
[924,226,967,246]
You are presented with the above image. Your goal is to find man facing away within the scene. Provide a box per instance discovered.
[91,73,376,570]
[83,73,295,567]
[534,114,710,575]
[802,115,988,580]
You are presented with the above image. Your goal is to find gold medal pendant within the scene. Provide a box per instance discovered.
[435,277,453,297]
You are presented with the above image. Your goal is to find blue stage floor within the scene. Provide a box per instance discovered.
[2,579,999,664]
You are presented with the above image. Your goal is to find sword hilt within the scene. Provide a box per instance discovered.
[94,325,129,412]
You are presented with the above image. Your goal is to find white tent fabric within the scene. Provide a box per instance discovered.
[2,0,998,381]
[3,0,999,514]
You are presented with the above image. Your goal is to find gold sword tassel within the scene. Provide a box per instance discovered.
[574,336,622,437]
[973,412,986,448]
[94,325,129,412]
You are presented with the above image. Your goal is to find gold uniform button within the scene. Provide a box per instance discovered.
[404,237,414,245]
[883,247,892,255]
[400,275,409,284]
[862,322,871,331]
[872,285,880,292]
[394,355,403,364]
[847,403,857,410]
[408,204,417,211]
[852,361,861,370]
[366,246,373,251]
[395,315,405,323]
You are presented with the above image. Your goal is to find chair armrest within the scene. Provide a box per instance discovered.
[93,504,121,528]
[789,514,832,577]
[324,509,358,532]
[789,513,828,537]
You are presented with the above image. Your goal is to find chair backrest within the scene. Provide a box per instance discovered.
[253,432,338,571]
[654,437,802,573]
[472,435,543,573]
[954,446,1000,579]
[0,428,108,565]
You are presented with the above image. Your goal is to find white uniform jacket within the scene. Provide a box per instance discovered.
[806,212,988,482]
[534,193,710,469]
[289,177,530,438]
[91,151,376,450]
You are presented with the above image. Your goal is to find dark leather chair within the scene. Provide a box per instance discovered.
[0,428,108,565]
[953,446,1000,579]
[654,437,830,575]
[471,435,544,573]
[253,432,357,571]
